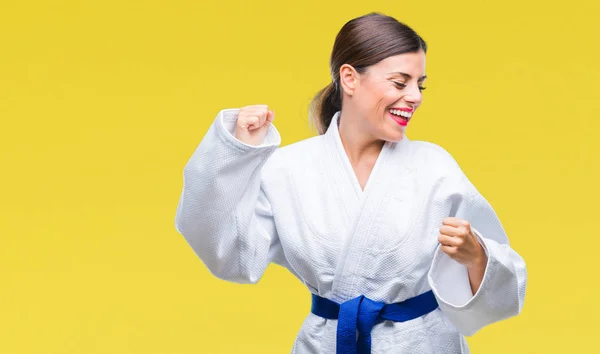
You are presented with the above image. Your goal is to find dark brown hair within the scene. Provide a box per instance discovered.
[309,12,427,134]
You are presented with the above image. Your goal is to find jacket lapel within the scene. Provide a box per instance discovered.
[320,113,414,301]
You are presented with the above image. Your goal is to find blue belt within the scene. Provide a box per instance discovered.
[311,290,438,354]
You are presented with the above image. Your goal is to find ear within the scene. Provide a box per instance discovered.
[339,64,358,96]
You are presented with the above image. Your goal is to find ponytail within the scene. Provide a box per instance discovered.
[309,81,341,135]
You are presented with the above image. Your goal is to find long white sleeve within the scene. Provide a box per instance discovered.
[174,109,283,284]
[427,176,527,336]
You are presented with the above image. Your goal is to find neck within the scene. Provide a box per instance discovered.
[337,110,384,166]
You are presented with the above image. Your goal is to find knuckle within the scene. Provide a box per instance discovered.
[240,116,256,126]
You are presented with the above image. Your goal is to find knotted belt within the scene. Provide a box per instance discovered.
[311,290,438,354]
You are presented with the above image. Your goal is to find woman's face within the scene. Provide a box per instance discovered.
[341,50,427,142]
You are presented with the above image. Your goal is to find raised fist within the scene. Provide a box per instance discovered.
[234,105,275,146]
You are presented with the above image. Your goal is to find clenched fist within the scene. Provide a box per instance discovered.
[438,217,488,293]
[438,217,487,269]
[234,105,275,146]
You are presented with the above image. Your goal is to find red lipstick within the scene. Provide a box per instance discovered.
[390,107,414,112]
[388,112,408,126]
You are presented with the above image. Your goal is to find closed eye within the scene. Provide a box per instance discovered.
[393,81,427,91]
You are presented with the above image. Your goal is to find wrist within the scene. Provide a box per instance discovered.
[467,242,487,270]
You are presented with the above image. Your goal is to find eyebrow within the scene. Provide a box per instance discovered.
[389,72,427,81]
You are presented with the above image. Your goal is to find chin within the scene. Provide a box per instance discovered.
[380,119,407,142]
[383,129,406,143]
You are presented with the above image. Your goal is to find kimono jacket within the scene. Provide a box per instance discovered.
[174,109,527,353]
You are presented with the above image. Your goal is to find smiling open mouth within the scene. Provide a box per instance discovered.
[389,109,412,126]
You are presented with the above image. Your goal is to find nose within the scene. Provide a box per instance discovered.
[403,85,422,106]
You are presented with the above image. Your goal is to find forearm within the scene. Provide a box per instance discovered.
[467,251,488,294]
[174,109,281,282]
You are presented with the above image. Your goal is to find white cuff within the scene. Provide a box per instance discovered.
[428,227,491,309]
[218,108,281,149]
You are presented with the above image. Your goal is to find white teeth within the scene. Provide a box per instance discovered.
[390,109,412,119]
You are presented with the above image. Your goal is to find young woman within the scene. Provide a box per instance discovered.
[175,12,527,354]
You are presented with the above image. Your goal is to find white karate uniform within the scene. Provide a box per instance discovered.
[174,109,527,353]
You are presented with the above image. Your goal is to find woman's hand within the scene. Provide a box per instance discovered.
[438,217,488,293]
[234,105,275,146]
